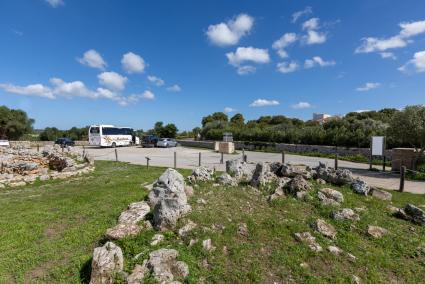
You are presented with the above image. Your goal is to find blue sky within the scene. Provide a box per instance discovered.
[1,0,425,131]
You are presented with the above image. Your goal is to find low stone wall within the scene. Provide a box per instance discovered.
[9,140,89,148]
[178,140,392,159]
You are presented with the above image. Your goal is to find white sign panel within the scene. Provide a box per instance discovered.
[371,136,385,156]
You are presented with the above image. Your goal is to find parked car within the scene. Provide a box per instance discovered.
[55,138,75,147]
[157,138,178,148]
[0,140,10,148]
[142,135,159,148]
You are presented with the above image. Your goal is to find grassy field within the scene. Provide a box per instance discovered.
[1,161,425,283]
[0,161,186,283]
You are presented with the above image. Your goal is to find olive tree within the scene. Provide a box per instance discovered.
[388,105,425,167]
[0,106,34,140]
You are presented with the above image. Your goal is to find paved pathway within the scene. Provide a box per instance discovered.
[79,146,425,194]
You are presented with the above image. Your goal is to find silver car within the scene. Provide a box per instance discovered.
[156,138,178,148]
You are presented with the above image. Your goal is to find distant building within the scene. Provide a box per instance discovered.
[312,113,332,123]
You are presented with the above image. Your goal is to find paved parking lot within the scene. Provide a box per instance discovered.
[78,146,425,194]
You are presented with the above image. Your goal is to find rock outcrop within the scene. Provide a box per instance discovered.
[90,242,124,284]
[250,162,276,187]
[317,188,344,206]
[314,164,354,186]
[226,159,253,181]
[190,166,215,182]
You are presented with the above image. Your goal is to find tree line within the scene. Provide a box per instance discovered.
[198,106,425,152]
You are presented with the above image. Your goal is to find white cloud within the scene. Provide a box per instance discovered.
[45,0,64,8]
[206,14,254,46]
[226,46,270,67]
[304,56,336,68]
[249,99,280,107]
[355,20,425,54]
[356,82,381,92]
[0,83,54,99]
[305,30,327,45]
[292,7,312,23]
[292,102,312,109]
[302,18,320,30]
[301,18,327,45]
[398,50,425,73]
[98,71,128,91]
[77,49,107,70]
[121,52,145,73]
[166,84,181,92]
[380,52,396,60]
[272,33,297,58]
[237,65,256,75]
[355,109,371,113]
[147,75,165,86]
[399,20,425,38]
[50,77,98,98]
[276,61,299,73]
[224,107,236,113]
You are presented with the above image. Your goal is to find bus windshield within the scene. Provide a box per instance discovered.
[89,127,100,134]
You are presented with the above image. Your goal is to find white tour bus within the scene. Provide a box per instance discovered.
[88,125,139,147]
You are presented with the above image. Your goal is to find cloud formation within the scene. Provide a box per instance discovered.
[98,71,128,91]
[121,52,145,73]
[249,99,280,107]
[206,14,254,46]
[45,0,64,8]
[356,82,381,92]
[272,33,297,58]
[292,7,313,23]
[355,20,425,54]
[226,46,270,74]
[276,61,299,73]
[291,102,312,109]
[147,75,165,86]
[302,18,327,45]
[77,49,107,70]
[0,83,54,99]
[224,107,236,113]
[166,84,182,92]
[398,50,425,73]
[304,56,335,68]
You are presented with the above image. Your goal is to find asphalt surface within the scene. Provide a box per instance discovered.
[79,145,425,194]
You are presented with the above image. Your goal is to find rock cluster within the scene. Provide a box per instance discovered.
[0,145,94,188]
[314,163,354,186]
[396,204,425,226]
[188,166,215,182]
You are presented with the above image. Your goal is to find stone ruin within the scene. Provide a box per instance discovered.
[0,144,94,188]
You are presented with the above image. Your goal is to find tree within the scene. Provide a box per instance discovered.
[161,123,178,138]
[39,127,62,141]
[388,105,425,167]
[202,112,228,127]
[230,113,245,126]
[0,106,34,140]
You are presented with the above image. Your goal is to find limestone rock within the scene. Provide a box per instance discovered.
[153,199,191,231]
[312,219,337,239]
[90,242,124,284]
[127,263,148,284]
[226,159,253,181]
[184,185,194,197]
[315,164,354,186]
[250,162,277,187]
[191,166,215,182]
[318,188,344,206]
[332,208,360,221]
[327,245,343,256]
[217,173,237,186]
[178,220,197,237]
[367,225,388,238]
[237,223,249,237]
[118,201,150,224]
[148,168,187,209]
[145,248,189,283]
[106,223,141,240]
[294,232,323,252]
[150,234,164,246]
[202,239,216,252]
[351,179,370,195]
[370,188,392,201]
[287,175,311,195]
[396,204,425,226]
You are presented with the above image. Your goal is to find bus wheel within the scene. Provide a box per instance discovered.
[111,142,117,148]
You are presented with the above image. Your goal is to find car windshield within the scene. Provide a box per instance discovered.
[159,138,168,141]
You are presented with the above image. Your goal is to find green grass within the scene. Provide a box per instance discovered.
[0,161,190,283]
[1,161,425,283]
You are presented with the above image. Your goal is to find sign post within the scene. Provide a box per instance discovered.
[370,136,385,171]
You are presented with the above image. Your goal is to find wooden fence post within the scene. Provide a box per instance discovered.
[198,152,201,167]
[399,166,406,192]
[174,152,177,169]
[146,157,150,169]
[115,149,118,162]
[383,156,386,172]
[282,151,285,164]
[334,153,339,170]
[220,152,224,164]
